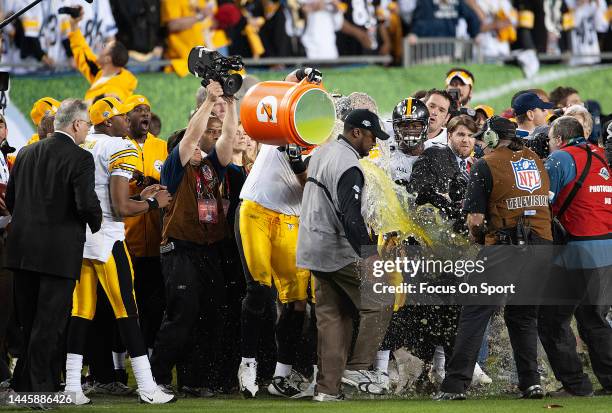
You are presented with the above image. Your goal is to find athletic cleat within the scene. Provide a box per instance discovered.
[157,384,176,395]
[433,391,467,401]
[522,384,544,399]
[82,381,95,396]
[472,363,492,385]
[288,369,310,391]
[238,362,259,398]
[92,381,135,396]
[342,369,386,395]
[138,385,177,404]
[267,376,301,398]
[69,391,92,405]
[180,385,215,398]
[313,392,345,402]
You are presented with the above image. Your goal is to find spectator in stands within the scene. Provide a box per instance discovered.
[68,8,137,103]
[445,68,475,107]
[422,89,453,149]
[564,104,593,139]
[336,0,392,56]
[300,0,344,59]
[160,0,232,76]
[474,0,516,61]
[406,0,480,41]
[226,1,266,59]
[27,97,60,145]
[511,92,553,138]
[549,86,582,108]
[109,0,161,56]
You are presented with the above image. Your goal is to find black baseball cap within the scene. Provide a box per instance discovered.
[473,115,517,141]
[512,92,554,116]
[344,109,390,140]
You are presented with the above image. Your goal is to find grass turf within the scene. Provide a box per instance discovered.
[2,394,611,413]
[10,63,612,138]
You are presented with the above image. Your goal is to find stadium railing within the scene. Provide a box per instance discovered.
[402,36,612,67]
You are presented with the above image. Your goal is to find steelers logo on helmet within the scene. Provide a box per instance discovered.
[391,97,430,149]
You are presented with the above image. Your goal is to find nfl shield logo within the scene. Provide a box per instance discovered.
[511,158,542,193]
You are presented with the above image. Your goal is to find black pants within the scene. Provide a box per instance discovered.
[0,235,13,382]
[133,256,165,350]
[151,240,228,387]
[12,271,74,392]
[441,304,539,393]
[539,304,612,394]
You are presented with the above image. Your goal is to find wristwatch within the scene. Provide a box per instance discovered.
[146,197,159,211]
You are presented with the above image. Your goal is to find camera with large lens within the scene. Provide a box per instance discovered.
[187,47,244,96]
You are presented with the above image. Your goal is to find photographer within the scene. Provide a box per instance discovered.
[445,68,475,108]
[538,116,612,397]
[435,116,552,401]
[68,7,137,103]
[149,80,238,394]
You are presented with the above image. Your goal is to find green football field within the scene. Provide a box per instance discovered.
[2,394,612,413]
[10,63,612,138]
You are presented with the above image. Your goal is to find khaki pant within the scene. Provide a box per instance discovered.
[313,262,394,395]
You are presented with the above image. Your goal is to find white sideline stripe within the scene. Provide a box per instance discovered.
[472,65,611,103]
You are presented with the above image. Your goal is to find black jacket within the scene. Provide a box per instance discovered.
[6,132,102,279]
[407,145,467,219]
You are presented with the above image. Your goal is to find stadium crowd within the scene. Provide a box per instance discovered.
[0,1,610,410]
[2,0,612,73]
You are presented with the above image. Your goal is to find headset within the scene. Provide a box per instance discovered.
[482,118,500,149]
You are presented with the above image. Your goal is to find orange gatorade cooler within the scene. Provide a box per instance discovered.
[239,78,336,148]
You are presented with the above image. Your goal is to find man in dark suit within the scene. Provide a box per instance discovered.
[6,99,102,392]
[408,114,479,224]
[405,114,479,384]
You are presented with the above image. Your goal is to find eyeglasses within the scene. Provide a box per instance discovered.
[75,119,93,128]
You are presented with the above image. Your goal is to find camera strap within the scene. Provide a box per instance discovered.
[555,144,593,220]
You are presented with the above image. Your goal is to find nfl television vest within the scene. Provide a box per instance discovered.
[484,146,552,244]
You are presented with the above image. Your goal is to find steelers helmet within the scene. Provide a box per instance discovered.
[392,97,430,147]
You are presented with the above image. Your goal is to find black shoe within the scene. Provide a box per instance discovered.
[548,387,594,398]
[522,384,544,399]
[433,391,467,401]
[267,376,302,398]
[180,386,215,398]
[594,388,612,396]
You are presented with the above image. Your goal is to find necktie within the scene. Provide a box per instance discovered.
[459,159,469,181]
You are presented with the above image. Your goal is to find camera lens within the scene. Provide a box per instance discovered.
[223,74,243,96]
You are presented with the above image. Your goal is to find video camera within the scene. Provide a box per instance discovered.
[187,47,244,97]
[0,71,9,113]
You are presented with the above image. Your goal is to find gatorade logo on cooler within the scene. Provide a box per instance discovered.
[256,96,278,124]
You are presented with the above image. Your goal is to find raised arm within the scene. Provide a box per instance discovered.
[179,81,223,166]
[214,98,238,167]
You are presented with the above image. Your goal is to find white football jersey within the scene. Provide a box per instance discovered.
[78,0,117,55]
[81,133,139,262]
